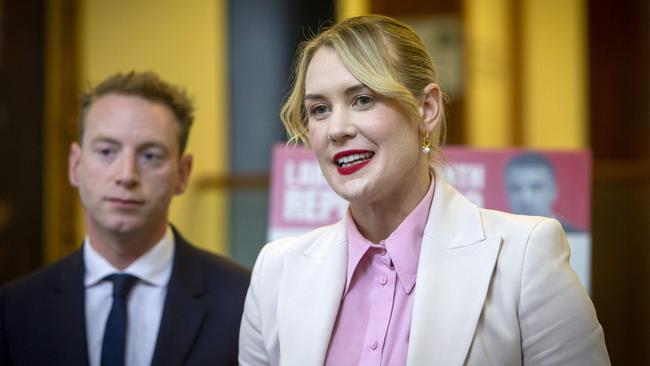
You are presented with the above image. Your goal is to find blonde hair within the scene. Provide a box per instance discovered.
[280,15,446,153]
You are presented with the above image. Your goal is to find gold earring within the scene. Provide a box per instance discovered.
[422,131,432,154]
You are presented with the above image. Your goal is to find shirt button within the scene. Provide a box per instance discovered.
[371,341,378,350]
[379,276,388,285]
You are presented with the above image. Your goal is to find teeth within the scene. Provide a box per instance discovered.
[336,152,373,167]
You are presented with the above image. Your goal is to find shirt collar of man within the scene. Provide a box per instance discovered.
[345,177,435,294]
[83,226,175,288]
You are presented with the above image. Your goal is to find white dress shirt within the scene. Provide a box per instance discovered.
[84,227,174,366]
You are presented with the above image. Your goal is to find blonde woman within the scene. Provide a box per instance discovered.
[239,15,609,366]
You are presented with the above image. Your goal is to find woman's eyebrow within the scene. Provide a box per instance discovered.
[304,83,369,101]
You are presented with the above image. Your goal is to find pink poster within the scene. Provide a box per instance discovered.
[268,144,347,240]
[268,144,593,291]
[442,147,591,233]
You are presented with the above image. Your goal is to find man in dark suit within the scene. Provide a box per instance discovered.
[0,71,250,365]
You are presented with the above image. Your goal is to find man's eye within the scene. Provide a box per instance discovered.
[143,151,161,161]
[97,147,115,157]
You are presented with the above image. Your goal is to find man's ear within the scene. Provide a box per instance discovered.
[419,83,443,134]
[174,154,193,195]
[69,142,82,187]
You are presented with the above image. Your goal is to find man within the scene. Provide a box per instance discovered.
[504,152,580,233]
[0,71,250,365]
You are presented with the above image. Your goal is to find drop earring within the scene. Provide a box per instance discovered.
[422,131,432,154]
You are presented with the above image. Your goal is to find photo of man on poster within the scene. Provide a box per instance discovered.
[504,152,583,233]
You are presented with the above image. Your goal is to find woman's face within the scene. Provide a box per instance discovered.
[304,46,430,208]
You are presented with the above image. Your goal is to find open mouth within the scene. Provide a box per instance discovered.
[333,150,374,175]
[336,152,374,167]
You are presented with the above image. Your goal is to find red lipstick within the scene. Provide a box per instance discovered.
[333,150,374,175]
[337,160,371,175]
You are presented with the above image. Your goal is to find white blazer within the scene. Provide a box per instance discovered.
[239,178,610,366]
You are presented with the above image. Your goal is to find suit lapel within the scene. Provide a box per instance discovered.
[278,223,348,366]
[407,178,502,366]
[151,232,207,366]
[50,249,90,365]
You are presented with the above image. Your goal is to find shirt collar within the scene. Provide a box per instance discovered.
[344,214,374,294]
[83,226,175,288]
[345,177,435,294]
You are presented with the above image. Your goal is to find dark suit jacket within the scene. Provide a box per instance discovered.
[0,228,251,365]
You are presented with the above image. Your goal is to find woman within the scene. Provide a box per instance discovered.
[239,15,609,366]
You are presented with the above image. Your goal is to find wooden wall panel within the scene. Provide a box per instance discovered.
[0,0,44,283]
[589,0,650,364]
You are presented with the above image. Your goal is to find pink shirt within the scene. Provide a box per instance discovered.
[325,180,435,366]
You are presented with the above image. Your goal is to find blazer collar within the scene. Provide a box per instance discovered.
[50,248,90,365]
[150,227,208,366]
[407,177,502,365]
[278,222,348,366]
[424,176,486,248]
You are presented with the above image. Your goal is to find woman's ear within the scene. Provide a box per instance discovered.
[419,83,442,133]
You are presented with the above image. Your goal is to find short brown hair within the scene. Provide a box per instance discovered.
[78,71,194,154]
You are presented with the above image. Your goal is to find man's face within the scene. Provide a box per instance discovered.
[505,165,557,217]
[69,94,192,238]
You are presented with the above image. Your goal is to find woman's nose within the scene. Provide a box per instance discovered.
[327,111,357,143]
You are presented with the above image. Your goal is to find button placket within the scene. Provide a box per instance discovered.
[359,250,394,364]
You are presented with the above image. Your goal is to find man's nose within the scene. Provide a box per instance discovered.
[115,153,139,188]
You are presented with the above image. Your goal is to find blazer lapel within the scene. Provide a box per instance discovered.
[277,222,348,366]
[407,178,502,366]
[151,233,207,366]
[50,249,90,365]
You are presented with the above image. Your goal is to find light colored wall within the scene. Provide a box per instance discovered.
[465,0,587,148]
[464,0,515,146]
[337,0,369,20]
[522,0,587,148]
[78,0,229,254]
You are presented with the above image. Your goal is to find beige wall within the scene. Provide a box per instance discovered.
[465,0,587,148]
[78,0,229,254]
[521,0,587,148]
[464,0,515,146]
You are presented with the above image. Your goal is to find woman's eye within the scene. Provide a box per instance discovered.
[312,105,329,114]
[354,95,374,108]
[308,104,331,119]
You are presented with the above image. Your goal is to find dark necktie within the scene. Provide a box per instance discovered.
[101,273,138,366]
